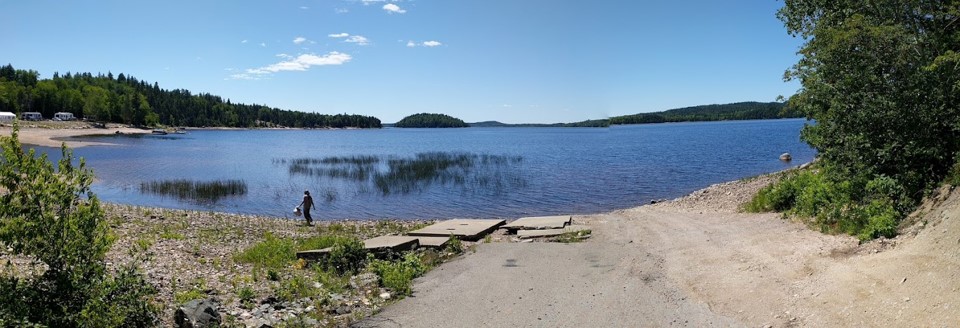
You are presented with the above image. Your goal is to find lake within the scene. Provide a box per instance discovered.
[36,119,815,220]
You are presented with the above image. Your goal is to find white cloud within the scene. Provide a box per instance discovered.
[329,33,370,45]
[235,52,352,79]
[345,35,370,45]
[383,3,406,13]
[260,42,267,47]
[406,40,442,48]
[241,39,248,44]
[276,53,292,59]
[293,37,307,44]
[299,6,309,10]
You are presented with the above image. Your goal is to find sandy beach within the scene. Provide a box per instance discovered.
[0,122,151,148]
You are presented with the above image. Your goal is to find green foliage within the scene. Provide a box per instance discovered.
[777,1,960,214]
[747,168,904,241]
[0,63,381,128]
[444,235,464,254]
[237,286,256,308]
[234,232,298,269]
[276,274,319,302]
[394,113,468,128]
[322,238,367,275]
[0,124,158,326]
[368,252,429,296]
[610,102,798,125]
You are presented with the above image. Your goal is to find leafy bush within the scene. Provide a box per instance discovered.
[747,167,907,241]
[0,125,158,326]
[323,238,367,275]
[276,275,319,302]
[368,252,428,296]
[444,235,464,254]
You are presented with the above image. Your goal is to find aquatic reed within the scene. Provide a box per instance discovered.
[139,179,248,203]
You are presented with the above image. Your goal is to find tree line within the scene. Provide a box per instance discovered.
[609,101,800,125]
[0,64,381,128]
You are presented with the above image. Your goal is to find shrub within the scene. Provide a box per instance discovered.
[444,235,463,254]
[746,166,908,241]
[323,238,367,275]
[0,125,158,326]
[368,252,428,296]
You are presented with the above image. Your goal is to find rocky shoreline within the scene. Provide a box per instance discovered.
[102,204,437,327]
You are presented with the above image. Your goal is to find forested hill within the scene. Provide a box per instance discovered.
[609,102,801,125]
[394,113,468,128]
[0,64,381,128]
[469,119,609,127]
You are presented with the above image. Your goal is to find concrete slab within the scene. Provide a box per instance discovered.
[363,236,420,252]
[296,235,420,261]
[415,236,451,249]
[408,219,506,241]
[517,225,591,239]
[502,215,572,231]
[296,248,330,262]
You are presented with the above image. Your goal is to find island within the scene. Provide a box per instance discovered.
[393,113,469,128]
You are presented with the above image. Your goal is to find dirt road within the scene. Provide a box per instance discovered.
[362,179,960,327]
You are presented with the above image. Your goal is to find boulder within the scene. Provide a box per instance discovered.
[779,153,792,161]
[174,298,221,328]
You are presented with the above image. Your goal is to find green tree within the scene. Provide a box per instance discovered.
[780,1,960,200]
[82,85,111,122]
[0,124,158,326]
[759,1,960,238]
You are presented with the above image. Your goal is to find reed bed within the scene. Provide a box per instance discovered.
[280,152,525,195]
[139,179,248,203]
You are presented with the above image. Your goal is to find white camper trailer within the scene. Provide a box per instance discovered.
[53,112,76,121]
[21,112,42,121]
[0,112,15,124]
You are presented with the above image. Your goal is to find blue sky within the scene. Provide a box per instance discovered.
[1,0,801,124]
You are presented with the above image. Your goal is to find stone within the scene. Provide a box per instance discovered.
[174,298,221,328]
[380,292,391,300]
[780,153,792,161]
[350,272,379,290]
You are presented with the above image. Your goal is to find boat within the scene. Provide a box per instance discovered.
[151,129,167,135]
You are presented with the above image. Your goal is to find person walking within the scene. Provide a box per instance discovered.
[297,190,315,226]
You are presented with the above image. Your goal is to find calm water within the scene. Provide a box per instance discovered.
[35,119,815,220]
